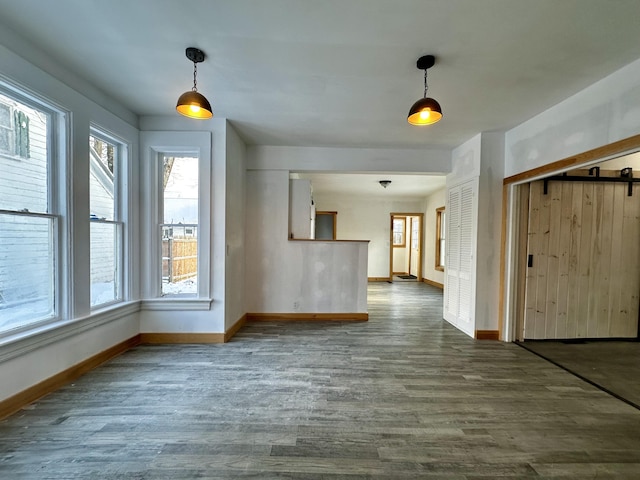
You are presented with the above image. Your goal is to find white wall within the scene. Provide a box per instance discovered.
[0,39,140,402]
[506,58,640,178]
[245,170,368,313]
[248,145,451,173]
[313,194,424,278]
[422,187,446,285]
[475,133,505,330]
[224,125,247,328]
[444,133,504,333]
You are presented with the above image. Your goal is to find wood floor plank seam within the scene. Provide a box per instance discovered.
[516,341,640,412]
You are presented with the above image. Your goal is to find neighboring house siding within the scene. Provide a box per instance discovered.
[0,100,50,319]
[89,154,116,285]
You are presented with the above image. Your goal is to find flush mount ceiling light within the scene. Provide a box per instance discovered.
[407,55,442,126]
[379,180,392,188]
[176,47,213,119]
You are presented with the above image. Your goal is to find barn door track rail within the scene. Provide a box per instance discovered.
[543,166,638,196]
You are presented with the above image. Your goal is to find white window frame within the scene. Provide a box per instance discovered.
[89,127,127,309]
[392,217,406,247]
[139,131,212,310]
[435,206,445,271]
[0,80,68,338]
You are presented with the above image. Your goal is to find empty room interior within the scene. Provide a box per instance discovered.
[0,1,640,478]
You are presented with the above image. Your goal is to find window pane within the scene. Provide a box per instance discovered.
[90,221,120,306]
[393,218,405,246]
[90,131,124,309]
[0,93,49,213]
[163,156,198,224]
[89,135,116,221]
[161,225,198,296]
[0,213,55,332]
[161,156,198,296]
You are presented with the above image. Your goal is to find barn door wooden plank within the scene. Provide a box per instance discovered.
[533,181,551,339]
[524,181,542,338]
[619,183,640,337]
[554,182,573,339]
[565,182,584,338]
[544,180,562,338]
[608,182,626,337]
[595,183,615,337]
[586,183,605,337]
[575,183,594,339]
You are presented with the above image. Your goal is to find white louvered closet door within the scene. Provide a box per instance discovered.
[444,179,477,337]
[444,187,460,320]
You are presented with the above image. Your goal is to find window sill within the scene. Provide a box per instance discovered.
[0,301,141,363]
[0,151,27,162]
[140,298,213,311]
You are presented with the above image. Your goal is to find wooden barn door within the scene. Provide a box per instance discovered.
[523,178,640,339]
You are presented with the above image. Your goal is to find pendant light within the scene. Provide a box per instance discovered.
[176,47,213,119]
[407,55,442,126]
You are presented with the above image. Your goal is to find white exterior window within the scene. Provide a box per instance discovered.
[0,89,61,335]
[139,131,211,308]
[89,131,125,308]
[160,155,198,297]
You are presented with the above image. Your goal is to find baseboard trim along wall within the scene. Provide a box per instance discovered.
[475,330,500,340]
[224,314,247,342]
[247,313,368,321]
[422,278,444,289]
[140,315,248,345]
[368,277,391,282]
[139,333,226,344]
[0,334,141,421]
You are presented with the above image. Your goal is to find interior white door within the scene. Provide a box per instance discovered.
[444,179,477,337]
[409,216,420,277]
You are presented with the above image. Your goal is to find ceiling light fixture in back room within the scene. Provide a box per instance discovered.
[176,47,213,119]
[407,55,442,126]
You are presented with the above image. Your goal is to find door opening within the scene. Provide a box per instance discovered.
[389,213,423,283]
[315,211,337,240]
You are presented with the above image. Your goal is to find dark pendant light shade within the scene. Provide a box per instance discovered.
[407,97,442,125]
[407,55,442,126]
[176,90,213,119]
[176,47,213,120]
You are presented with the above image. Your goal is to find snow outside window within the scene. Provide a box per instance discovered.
[160,155,198,297]
[0,89,58,335]
[89,131,124,308]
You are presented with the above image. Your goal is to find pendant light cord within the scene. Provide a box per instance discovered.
[423,69,428,98]
[192,62,198,92]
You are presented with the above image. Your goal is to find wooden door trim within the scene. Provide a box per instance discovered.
[316,211,337,240]
[503,133,640,187]
[390,212,424,282]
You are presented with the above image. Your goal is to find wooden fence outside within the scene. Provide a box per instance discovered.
[162,238,197,282]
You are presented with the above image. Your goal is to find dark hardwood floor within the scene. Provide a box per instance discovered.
[1,281,640,478]
[519,339,640,410]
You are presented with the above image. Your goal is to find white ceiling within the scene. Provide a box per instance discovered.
[0,0,639,151]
